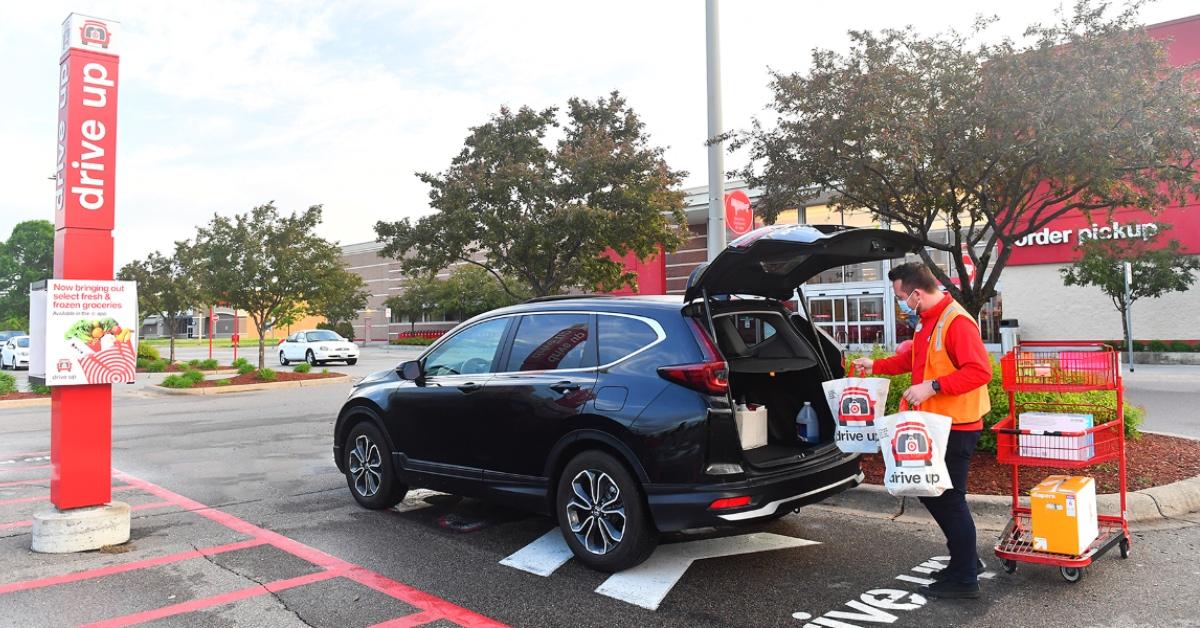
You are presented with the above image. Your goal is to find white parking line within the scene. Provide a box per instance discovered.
[595,533,819,610]
[499,529,575,576]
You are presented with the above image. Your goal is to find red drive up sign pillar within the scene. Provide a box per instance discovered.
[51,14,120,510]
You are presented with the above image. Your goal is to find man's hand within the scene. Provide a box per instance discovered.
[902,381,937,406]
[851,357,874,375]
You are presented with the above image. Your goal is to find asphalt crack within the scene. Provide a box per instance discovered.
[193,542,317,628]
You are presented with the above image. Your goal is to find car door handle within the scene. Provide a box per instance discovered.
[457,382,482,393]
[550,381,581,394]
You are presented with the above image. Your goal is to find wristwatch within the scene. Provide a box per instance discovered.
[931,379,942,393]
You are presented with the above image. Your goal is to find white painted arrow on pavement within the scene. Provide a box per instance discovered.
[500,530,819,611]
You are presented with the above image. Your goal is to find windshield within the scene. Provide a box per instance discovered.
[306,330,343,342]
[16,337,29,348]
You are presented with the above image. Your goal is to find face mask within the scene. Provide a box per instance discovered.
[897,295,917,317]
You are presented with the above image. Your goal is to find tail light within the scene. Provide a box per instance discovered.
[657,319,729,395]
[708,495,752,510]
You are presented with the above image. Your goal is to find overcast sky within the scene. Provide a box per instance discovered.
[1,1,1195,267]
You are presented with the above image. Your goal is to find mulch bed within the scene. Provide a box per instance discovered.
[860,433,1200,494]
[137,363,236,373]
[188,371,343,388]
[0,392,51,401]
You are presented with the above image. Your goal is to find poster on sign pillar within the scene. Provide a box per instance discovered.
[41,280,138,386]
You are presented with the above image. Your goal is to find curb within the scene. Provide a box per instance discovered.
[823,475,1200,524]
[0,397,52,409]
[154,374,351,396]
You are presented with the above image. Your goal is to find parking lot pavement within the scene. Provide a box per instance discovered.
[3,374,1200,626]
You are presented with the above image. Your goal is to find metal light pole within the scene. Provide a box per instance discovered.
[705,0,726,261]
[1123,262,1135,373]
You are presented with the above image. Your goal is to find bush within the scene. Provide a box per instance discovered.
[182,369,205,385]
[237,362,256,375]
[0,372,16,396]
[1132,340,1148,352]
[318,321,355,340]
[137,342,160,361]
[199,358,219,370]
[161,374,193,389]
[256,368,277,382]
[215,379,232,386]
[1147,340,1170,352]
[145,359,167,373]
[293,362,312,374]
[187,359,202,368]
[29,382,51,395]
[1169,340,1193,352]
[390,337,435,346]
[232,357,250,369]
[849,349,1141,454]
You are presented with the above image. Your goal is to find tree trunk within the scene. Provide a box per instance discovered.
[167,316,177,363]
[252,315,267,369]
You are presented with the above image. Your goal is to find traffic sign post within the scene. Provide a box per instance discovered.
[33,13,131,553]
[208,307,216,360]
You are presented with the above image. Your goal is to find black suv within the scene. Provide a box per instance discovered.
[333,225,918,571]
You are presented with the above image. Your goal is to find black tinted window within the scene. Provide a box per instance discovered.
[506,314,590,371]
[598,316,658,364]
[424,318,508,376]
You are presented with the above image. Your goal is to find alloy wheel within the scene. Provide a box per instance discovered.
[348,434,383,498]
[307,351,317,366]
[565,469,626,555]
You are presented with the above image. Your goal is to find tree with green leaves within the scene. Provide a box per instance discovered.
[732,2,1200,317]
[1060,226,1199,351]
[439,265,526,320]
[189,203,356,368]
[385,274,443,334]
[0,220,54,329]
[117,244,201,363]
[376,91,687,298]
[306,267,369,331]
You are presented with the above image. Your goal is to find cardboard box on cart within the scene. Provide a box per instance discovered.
[1030,475,1099,556]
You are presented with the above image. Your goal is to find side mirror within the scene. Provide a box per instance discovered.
[398,360,422,381]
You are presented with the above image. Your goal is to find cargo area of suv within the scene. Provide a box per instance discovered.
[703,304,842,469]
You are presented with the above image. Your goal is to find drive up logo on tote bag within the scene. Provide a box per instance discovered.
[875,401,953,497]
[822,366,889,453]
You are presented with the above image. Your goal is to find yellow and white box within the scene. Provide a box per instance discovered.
[1030,475,1099,556]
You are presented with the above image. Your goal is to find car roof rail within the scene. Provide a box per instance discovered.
[523,293,614,304]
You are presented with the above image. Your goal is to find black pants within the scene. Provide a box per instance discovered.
[918,429,982,585]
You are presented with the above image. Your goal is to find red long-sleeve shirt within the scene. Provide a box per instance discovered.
[873,294,992,431]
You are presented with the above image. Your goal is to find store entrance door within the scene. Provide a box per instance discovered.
[806,291,888,350]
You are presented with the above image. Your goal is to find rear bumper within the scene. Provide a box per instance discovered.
[644,451,862,532]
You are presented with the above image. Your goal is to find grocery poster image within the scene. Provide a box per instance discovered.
[44,280,138,386]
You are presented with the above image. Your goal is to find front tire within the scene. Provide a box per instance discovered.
[346,359,358,365]
[306,350,320,366]
[279,352,289,366]
[556,450,657,572]
[344,421,406,509]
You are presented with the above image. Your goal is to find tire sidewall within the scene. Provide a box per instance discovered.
[279,352,288,366]
[556,450,656,572]
[344,420,406,509]
[307,350,318,366]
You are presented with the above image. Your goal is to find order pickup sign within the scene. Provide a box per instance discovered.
[30,280,138,386]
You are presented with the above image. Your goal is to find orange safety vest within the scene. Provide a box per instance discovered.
[919,301,990,424]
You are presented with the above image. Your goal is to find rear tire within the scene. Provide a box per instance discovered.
[343,421,407,510]
[556,450,657,572]
[347,359,358,365]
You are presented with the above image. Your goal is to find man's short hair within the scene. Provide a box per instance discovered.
[888,262,940,293]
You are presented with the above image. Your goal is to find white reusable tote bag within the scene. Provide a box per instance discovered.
[875,400,954,497]
[821,365,890,454]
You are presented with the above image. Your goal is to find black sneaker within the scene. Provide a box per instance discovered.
[919,579,980,599]
[931,558,988,581]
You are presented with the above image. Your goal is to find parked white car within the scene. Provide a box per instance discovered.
[1,335,30,370]
[279,330,359,366]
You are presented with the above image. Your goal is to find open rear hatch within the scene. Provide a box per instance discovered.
[686,224,920,470]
